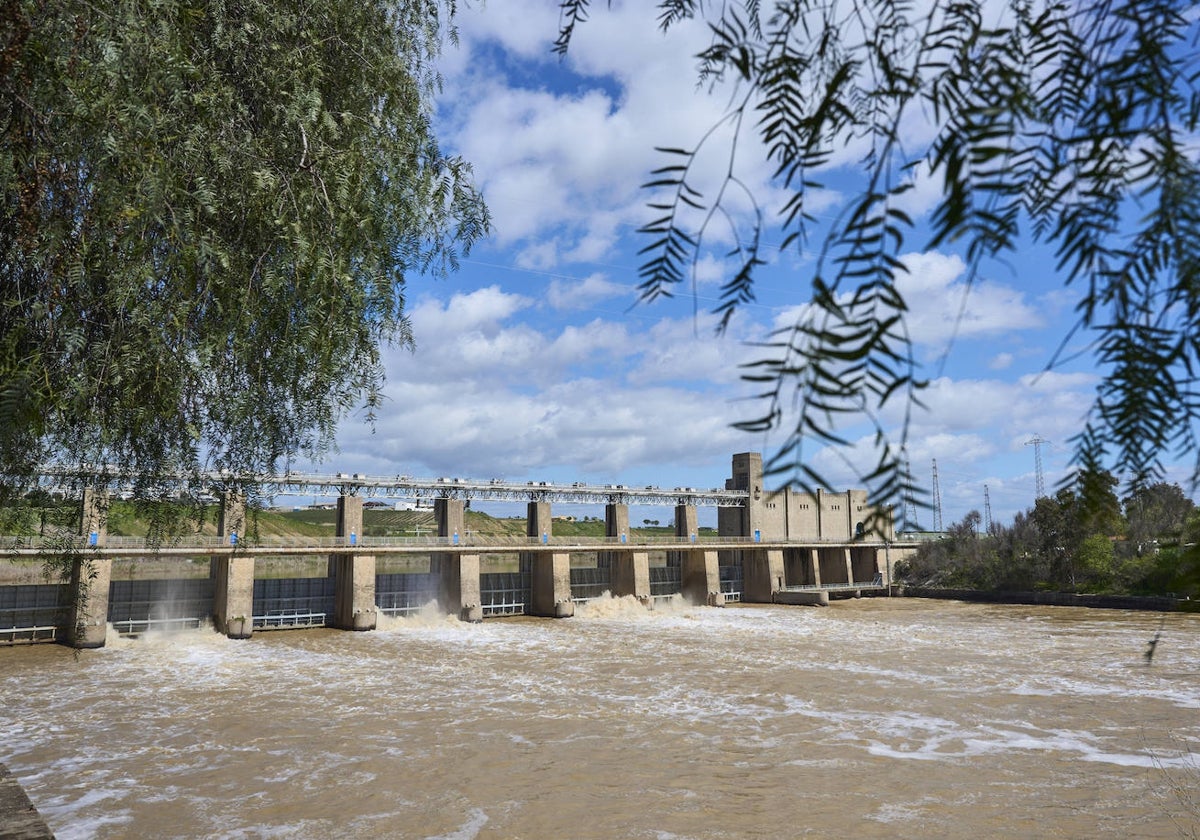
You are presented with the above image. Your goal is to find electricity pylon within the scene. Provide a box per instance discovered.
[1026,435,1047,499]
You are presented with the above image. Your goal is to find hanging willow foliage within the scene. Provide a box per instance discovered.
[0,0,489,499]
[557,0,1200,519]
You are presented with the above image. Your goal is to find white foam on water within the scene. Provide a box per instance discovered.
[374,600,456,631]
[867,800,927,824]
[425,807,489,840]
[573,591,654,619]
[36,782,134,840]
[5,600,1197,838]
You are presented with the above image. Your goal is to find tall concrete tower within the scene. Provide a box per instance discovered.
[720,452,764,538]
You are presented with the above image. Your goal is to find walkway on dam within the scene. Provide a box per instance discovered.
[1,532,893,557]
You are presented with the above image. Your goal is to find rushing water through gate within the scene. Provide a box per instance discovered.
[1,598,1198,839]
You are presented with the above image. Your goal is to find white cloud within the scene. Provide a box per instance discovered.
[896,251,1044,350]
[314,1,1186,522]
[546,273,631,311]
[411,285,530,338]
[330,285,757,480]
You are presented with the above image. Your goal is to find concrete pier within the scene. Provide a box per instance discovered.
[211,556,254,638]
[212,492,253,638]
[674,504,698,542]
[817,547,851,585]
[527,501,551,546]
[441,553,483,622]
[217,490,246,544]
[67,488,111,649]
[601,503,629,570]
[330,496,376,631]
[611,550,650,602]
[522,501,571,615]
[681,549,724,607]
[435,499,481,620]
[783,547,821,588]
[605,503,629,546]
[531,552,574,617]
[743,548,784,602]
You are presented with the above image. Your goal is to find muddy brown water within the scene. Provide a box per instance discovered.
[1,598,1198,839]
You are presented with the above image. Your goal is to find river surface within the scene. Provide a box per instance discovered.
[1,597,1198,839]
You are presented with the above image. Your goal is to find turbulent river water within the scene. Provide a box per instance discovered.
[1,597,1198,839]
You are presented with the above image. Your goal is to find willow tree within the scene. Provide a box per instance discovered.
[0,0,488,498]
[558,0,1200,519]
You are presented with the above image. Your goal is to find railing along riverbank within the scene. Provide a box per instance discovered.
[896,585,1198,613]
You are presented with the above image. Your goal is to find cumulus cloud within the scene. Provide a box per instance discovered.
[314,2,1163,522]
[332,286,756,481]
[546,273,631,311]
[895,251,1045,351]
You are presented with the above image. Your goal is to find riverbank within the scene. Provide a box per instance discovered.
[896,584,1199,612]
[0,763,54,840]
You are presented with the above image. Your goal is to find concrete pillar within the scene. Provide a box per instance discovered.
[440,553,482,622]
[669,503,698,568]
[844,548,855,584]
[435,497,465,543]
[209,490,254,638]
[682,549,724,607]
[611,550,651,602]
[605,503,629,541]
[218,491,246,544]
[66,554,112,649]
[211,555,254,639]
[434,499,478,621]
[808,549,823,587]
[330,554,377,631]
[674,504,698,541]
[782,548,806,587]
[79,487,107,546]
[527,501,551,543]
[602,503,629,567]
[337,494,363,540]
[65,488,111,648]
[530,552,574,617]
[330,495,375,630]
[743,548,785,602]
[817,547,847,585]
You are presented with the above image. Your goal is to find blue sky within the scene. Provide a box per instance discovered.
[314,1,1193,527]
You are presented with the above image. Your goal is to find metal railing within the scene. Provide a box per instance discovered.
[110,616,204,636]
[2,533,904,552]
[1,625,58,644]
[782,575,886,592]
[253,610,327,629]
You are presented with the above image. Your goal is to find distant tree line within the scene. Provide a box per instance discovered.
[898,478,1200,598]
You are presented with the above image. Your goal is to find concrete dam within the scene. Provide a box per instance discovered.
[2,453,917,647]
